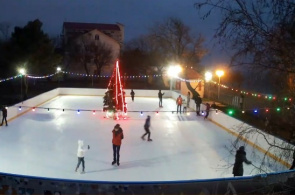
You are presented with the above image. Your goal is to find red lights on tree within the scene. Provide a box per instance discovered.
[103,60,127,118]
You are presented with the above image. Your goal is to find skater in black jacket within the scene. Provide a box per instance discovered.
[158,90,165,107]
[1,106,8,126]
[130,89,135,102]
[232,146,252,176]
[141,115,152,141]
[194,96,202,116]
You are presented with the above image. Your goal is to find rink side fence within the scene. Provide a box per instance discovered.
[2,88,295,194]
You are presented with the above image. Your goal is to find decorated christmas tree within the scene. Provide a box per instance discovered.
[103,60,127,119]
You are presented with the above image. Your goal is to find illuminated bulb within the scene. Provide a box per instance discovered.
[93,110,96,115]
[201,111,204,115]
[77,110,80,114]
[140,111,143,116]
[187,112,190,116]
[242,110,245,114]
[254,109,258,113]
[156,111,159,115]
[32,107,35,111]
[19,106,22,111]
[124,112,127,116]
[266,109,269,112]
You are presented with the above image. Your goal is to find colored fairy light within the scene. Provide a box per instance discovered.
[254,109,258,113]
[266,109,269,112]
[276,108,280,112]
[77,110,80,114]
[32,107,35,111]
[284,97,288,101]
[201,111,204,115]
[156,111,159,115]
[289,98,292,101]
[268,96,272,99]
[93,110,96,115]
[228,110,233,115]
[273,97,276,100]
[19,106,22,111]
[140,111,143,116]
[242,110,245,114]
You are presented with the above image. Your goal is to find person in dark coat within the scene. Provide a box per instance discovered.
[1,106,8,126]
[233,146,252,176]
[112,124,124,166]
[158,90,165,107]
[130,89,135,102]
[204,103,210,119]
[290,149,295,170]
[141,115,152,141]
[194,96,202,116]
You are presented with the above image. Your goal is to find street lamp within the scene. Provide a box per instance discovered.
[167,65,182,91]
[205,71,212,98]
[216,70,224,100]
[18,68,26,101]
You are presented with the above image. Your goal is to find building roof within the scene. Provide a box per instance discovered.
[63,22,121,31]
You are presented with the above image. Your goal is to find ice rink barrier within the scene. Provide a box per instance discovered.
[0,170,295,194]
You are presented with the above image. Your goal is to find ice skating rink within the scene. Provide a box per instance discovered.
[0,96,276,182]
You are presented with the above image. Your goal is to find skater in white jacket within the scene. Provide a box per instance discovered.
[75,140,90,173]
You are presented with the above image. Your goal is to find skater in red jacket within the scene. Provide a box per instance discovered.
[112,124,124,166]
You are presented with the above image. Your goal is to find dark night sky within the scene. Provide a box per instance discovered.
[0,0,229,66]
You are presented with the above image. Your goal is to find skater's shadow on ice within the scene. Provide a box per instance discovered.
[22,113,55,121]
[86,150,193,174]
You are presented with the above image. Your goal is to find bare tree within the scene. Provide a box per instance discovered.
[195,0,295,94]
[90,42,113,77]
[149,17,207,94]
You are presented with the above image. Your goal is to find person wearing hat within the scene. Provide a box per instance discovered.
[141,115,152,141]
[1,106,8,126]
[112,124,124,166]
[232,146,252,176]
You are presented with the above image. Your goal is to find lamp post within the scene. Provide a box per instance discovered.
[216,70,224,100]
[167,65,182,91]
[205,71,212,98]
[18,68,26,101]
[57,67,61,87]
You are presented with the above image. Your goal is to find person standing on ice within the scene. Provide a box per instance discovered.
[204,103,210,119]
[232,146,252,177]
[187,91,191,108]
[194,96,202,116]
[75,140,90,173]
[112,124,124,166]
[158,90,164,107]
[130,89,135,102]
[176,95,183,114]
[141,115,152,141]
[1,105,8,126]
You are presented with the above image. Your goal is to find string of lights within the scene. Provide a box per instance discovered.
[1,70,293,102]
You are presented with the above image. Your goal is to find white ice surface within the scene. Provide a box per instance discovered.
[0,96,277,182]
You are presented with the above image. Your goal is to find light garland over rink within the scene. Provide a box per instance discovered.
[0,71,293,102]
[13,104,294,117]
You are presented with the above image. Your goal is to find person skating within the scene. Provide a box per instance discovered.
[232,146,252,177]
[130,89,135,102]
[290,149,295,170]
[195,96,202,116]
[112,124,124,166]
[141,115,152,141]
[158,90,165,107]
[1,106,8,126]
[75,140,90,174]
[204,103,210,119]
[176,95,182,114]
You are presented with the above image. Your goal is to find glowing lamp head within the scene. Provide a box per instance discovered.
[167,65,182,77]
[19,106,22,111]
[32,107,35,112]
[77,110,80,114]
[216,70,224,77]
[156,111,159,115]
[140,111,143,116]
[205,72,212,82]
[93,110,96,115]
[57,67,61,72]
[19,68,26,75]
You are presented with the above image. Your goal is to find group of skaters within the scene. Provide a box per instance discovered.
[75,115,152,173]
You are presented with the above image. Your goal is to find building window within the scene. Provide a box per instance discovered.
[95,35,99,40]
